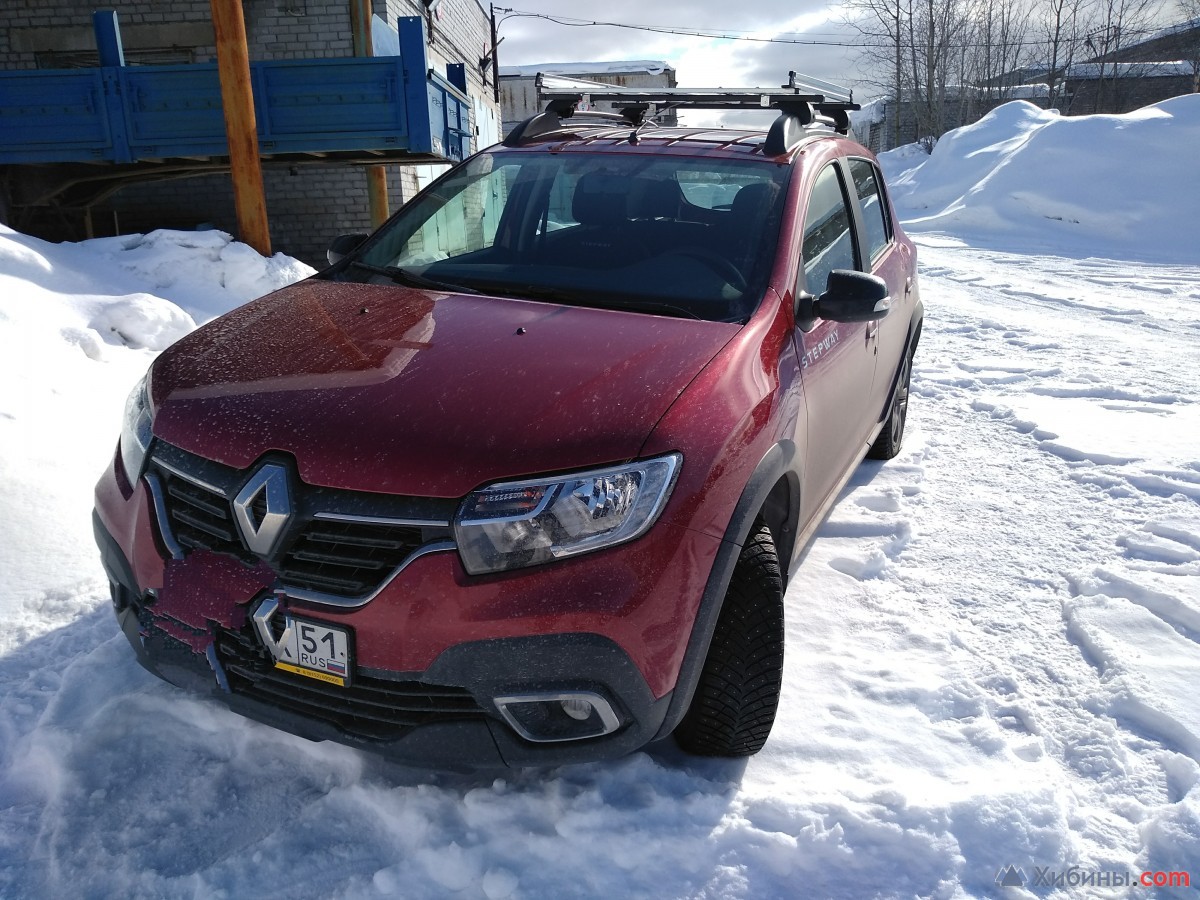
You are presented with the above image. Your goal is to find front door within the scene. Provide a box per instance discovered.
[795,162,878,518]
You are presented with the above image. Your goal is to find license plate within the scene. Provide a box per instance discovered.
[270,616,352,687]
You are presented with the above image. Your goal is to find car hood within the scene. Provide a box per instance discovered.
[150,279,738,497]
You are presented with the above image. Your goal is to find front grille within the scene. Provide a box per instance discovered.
[278,519,428,596]
[147,444,455,601]
[215,627,486,741]
[163,474,245,556]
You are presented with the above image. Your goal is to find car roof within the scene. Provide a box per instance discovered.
[500,124,848,162]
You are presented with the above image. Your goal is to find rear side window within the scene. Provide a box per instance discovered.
[802,164,857,294]
[847,158,891,263]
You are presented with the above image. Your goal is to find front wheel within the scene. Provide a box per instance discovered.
[675,523,784,757]
[868,349,912,460]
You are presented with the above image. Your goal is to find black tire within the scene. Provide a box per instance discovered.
[868,349,912,460]
[675,523,784,757]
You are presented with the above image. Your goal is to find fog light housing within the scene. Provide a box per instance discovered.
[494,691,621,743]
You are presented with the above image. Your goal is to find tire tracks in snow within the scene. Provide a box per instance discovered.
[780,241,1200,893]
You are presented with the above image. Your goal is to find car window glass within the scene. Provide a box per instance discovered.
[802,164,857,293]
[356,151,789,323]
[542,171,579,232]
[677,170,762,210]
[393,163,518,265]
[848,158,891,263]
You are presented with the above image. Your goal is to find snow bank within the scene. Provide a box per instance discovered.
[2,98,1200,898]
[881,94,1200,263]
[0,225,312,630]
[79,228,315,322]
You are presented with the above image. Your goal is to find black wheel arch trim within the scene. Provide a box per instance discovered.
[652,440,800,742]
[876,302,924,424]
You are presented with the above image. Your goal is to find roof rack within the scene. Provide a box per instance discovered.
[502,72,860,154]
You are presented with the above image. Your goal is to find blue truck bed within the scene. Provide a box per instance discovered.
[0,17,472,166]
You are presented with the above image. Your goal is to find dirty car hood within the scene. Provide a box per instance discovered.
[150,280,738,496]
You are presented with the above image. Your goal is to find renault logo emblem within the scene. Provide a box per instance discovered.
[233,463,291,556]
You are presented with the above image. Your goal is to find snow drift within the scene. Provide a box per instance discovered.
[1,98,1199,898]
[880,94,1200,264]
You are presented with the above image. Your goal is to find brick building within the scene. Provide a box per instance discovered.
[0,1,501,266]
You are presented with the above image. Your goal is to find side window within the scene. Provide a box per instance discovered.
[847,158,891,263]
[802,164,857,294]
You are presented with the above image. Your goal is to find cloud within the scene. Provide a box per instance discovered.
[495,0,875,93]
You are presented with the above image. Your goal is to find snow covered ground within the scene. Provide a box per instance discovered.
[0,97,1197,898]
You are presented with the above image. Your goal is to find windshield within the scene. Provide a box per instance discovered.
[339,150,790,322]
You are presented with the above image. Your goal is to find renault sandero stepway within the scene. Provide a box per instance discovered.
[93,75,922,768]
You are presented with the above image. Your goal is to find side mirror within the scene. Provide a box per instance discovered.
[326,232,369,267]
[812,269,891,323]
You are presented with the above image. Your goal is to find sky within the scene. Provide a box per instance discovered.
[1,95,1199,897]
[490,1,880,108]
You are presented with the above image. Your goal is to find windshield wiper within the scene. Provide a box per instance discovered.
[590,298,705,320]
[464,281,705,320]
[346,261,479,295]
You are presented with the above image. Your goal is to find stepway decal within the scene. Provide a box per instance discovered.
[801,329,839,368]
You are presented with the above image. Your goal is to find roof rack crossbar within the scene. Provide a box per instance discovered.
[536,72,857,110]
[780,70,854,103]
[502,73,861,150]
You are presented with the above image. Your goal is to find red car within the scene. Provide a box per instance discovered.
[93,77,922,767]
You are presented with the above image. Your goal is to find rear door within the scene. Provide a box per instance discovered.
[841,156,911,423]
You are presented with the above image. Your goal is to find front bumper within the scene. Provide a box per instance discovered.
[92,441,716,767]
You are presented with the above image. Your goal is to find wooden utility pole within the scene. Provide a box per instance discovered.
[210,0,271,255]
[351,0,390,227]
[490,5,501,104]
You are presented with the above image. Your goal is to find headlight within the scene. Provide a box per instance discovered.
[454,454,681,575]
[119,373,154,482]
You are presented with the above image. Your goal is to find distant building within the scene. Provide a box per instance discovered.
[0,1,501,266]
[1061,19,1199,114]
[855,18,1198,153]
[499,61,677,133]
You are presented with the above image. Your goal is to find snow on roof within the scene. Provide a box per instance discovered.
[1006,83,1051,99]
[1139,15,1200,44]
[851,96,889,126]
[499,60,674,78]
[1067,61,1195,79]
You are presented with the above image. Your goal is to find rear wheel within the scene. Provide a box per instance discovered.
[675,523,784,757]
[868,349,912,460]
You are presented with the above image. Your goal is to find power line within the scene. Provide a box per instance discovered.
[495,8,1159,52]
[495,9,864,47]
